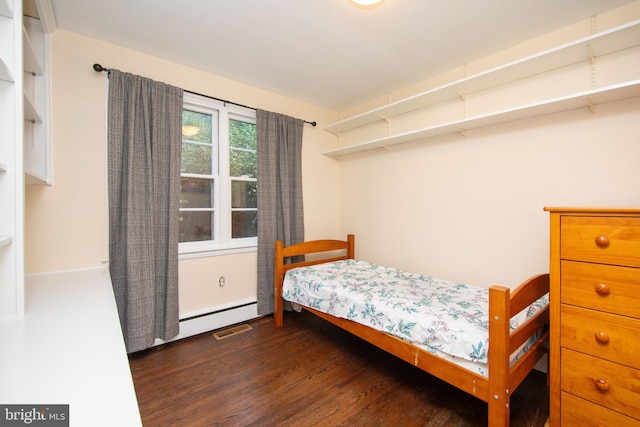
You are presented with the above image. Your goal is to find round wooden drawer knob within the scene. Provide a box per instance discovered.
[595,283,610,295]
[595,235,610,247]
[594,379,610,392]
[595,331,610,344]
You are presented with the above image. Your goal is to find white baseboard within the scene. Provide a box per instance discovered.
[153,302,259,346]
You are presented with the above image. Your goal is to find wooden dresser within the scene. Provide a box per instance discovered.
[545,207,640,426]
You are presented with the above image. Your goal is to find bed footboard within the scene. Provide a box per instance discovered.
[487,273,550,427]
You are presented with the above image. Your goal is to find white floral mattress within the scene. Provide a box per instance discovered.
[283,259,548,377]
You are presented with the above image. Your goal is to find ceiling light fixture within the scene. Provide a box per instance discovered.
[350,0,384,8]
[182,125,200,137]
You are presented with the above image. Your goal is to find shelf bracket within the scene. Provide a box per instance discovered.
[454,90,467,101]
[375,114,391,123]
[454,90,469,118]
[586,45,596,65]
[586,98,596,114]
[455,127,467,137]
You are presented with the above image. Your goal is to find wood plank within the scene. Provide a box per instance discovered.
[129,311,550,426]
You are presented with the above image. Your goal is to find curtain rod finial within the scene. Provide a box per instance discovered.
[93,63,109,73]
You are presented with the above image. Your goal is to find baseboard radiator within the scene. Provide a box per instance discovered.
[153,301,258,347]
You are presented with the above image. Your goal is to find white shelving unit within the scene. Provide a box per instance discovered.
[325,80,640,158]
[23,15,49,185]
[323,19,640,158]
[0,0,14,82]
[0,0,24,319]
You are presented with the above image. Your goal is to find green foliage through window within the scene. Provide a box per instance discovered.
[179,98,257,248]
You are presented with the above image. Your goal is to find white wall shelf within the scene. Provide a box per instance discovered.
[23,92,41,122]
[0,57,14,82]
[324,80,640,158]
[0,0,12,18]
[324,19,640,136]
[25,168,46,184]
[0,235,12,247]
[22,25,42,75]
[23,16,50,185]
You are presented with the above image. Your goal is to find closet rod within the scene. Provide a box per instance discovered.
[93,63,317,126]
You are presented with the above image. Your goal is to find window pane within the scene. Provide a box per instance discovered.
[180,94,258,249]
[229,120,256,150]
[179,211,213,242]
[232,211,257,238]
[180,178,213,209]
[182,110,212,144]
[230,149,257,178]
[231,180,257,208]
[181,143,212,174]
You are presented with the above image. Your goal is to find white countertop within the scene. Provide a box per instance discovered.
[0,267,142,426]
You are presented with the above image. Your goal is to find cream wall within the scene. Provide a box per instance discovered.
[339,100,640,287]
[24,30,340,315]
[336,2,640,288]
[23,2,640,314]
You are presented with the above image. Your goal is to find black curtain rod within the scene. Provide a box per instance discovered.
[93,63,317,127]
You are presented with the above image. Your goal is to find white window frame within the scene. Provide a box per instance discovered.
[179,92,257,257]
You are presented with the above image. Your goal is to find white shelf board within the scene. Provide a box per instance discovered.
[22,26,42,75]
[0,235,13,247]
[23,92,41,122]
[0,269,144,426]
[324,80,640,158]
[0,0,12,18]
[25,169,47,184]
[0,56,14,82]
[324,19,640,134]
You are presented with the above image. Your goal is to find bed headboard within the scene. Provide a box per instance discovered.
[273,234,354,326]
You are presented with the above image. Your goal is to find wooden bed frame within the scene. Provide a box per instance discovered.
[274,235,549,427]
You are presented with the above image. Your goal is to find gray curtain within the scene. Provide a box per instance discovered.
[256,110,305,315]
[107,69,183,353]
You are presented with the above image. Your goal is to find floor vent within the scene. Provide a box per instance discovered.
[213,323,252,340]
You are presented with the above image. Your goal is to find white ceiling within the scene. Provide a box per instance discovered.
[45,0,636,111]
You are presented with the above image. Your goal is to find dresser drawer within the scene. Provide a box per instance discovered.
[560,304,640,367]
[560,215,640,267]
[561,260,640,318]
[561,348,640,419]
[561,392,640,427]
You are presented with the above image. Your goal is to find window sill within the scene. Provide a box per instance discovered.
[179,244,257,260]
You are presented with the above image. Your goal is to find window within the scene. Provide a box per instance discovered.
[179,92,257,254]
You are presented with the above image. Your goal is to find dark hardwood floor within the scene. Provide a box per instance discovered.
[129,310,549,426]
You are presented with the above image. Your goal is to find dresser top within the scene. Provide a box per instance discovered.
[544,207,640,214]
